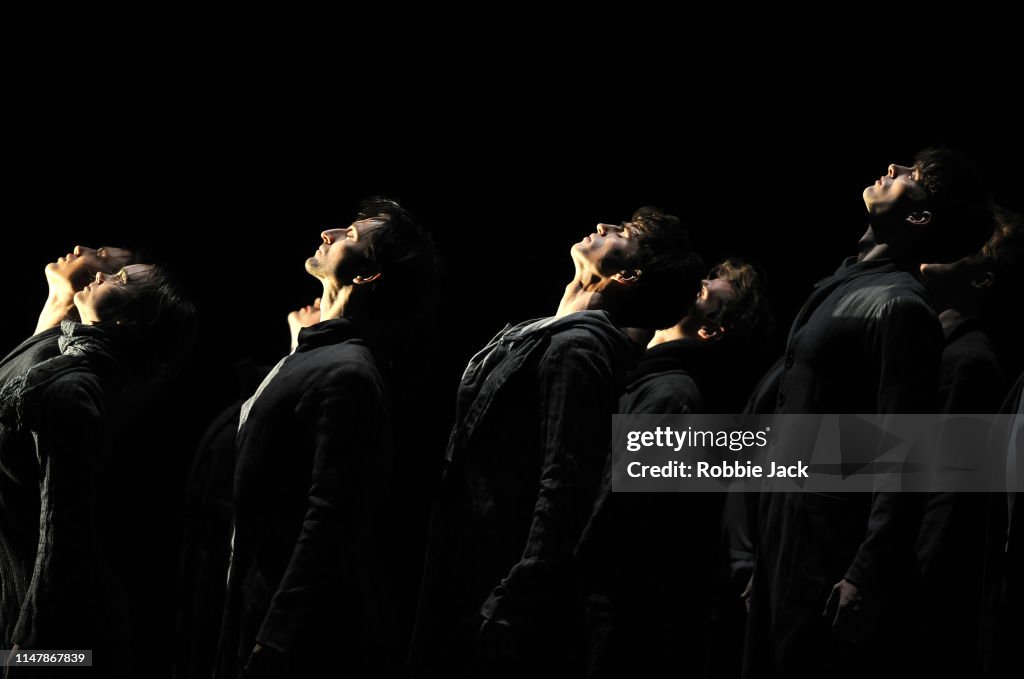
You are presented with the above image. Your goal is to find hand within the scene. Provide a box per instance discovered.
[3,644,19,679]
[287,298,321,350]
[241,643,288,678]
[477,616,518,664]
[824,579,869,643]
[741,573,754,614]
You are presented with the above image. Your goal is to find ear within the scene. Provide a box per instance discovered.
[697,325,726,342]
[906,210,933,226]
[353,272,382,285]
[611,269,642,285]
[970,271,995,290]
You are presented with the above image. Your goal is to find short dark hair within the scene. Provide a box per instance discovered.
[623,206,705,329]
[705,258,775,346]
[357,197,440,325]
[914,147,994,262]
[107,265,198,386]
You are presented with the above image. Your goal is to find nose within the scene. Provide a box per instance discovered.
[321,228,345,245]
[888,164,912,178]
[94,271,107,283]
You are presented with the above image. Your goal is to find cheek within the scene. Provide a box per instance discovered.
[95,288,130,314]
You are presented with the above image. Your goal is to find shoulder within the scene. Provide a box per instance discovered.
[622,372,702,415]
[301,341,383,390]
[543,329,623,376]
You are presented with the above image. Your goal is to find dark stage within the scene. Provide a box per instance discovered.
[4,99,1023,677]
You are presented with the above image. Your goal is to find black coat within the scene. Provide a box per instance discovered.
[0,328,62,387]
[414,311,637,675]
[216,319,396,679]
[0,323,129,678]
[746,257,943,677]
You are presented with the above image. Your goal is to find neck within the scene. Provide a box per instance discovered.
[34,290,76,335]
[319,284,357,321]
[859,221,920,265]
[648,323,687,347]
[556,278,610,318]
[937,307,965,333]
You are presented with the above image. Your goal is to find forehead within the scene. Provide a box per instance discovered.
[350,217,389,236]
[123,264,154,280]
[99,245,134,257]
[707,278,737,298]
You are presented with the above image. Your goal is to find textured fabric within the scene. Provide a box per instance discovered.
[414,310,638,675]
[216,318,397,678]
[0,323,128,677]
[0,327,62,388]
[0,322,118,430]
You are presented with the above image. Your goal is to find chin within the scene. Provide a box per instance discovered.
[862,186,875,207]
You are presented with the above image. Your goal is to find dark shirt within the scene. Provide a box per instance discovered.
[584,338,716,676]
[217,318,395,679]
[618,339,703,415]
[915,315,1004,676]
[938,315,1005,414]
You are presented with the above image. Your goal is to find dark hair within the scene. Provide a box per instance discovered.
[622,206,705,329]
[356,197,440,325]
[105,265,198,387]
[976,205,1024,312]
[705,258,775,346]
[982,206,1024,276]
[914,147,995,261]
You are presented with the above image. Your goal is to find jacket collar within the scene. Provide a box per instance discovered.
[296,317,362,351]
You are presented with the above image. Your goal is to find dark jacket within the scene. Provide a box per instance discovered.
[914,315,1005,676]
[216,318,395,679]
[584,338,717,677]
[747,257,943,677]
[415,310,637,673]
[0,327,62,387]
[0,323,129,678]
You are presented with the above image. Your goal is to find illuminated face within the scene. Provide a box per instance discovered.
[73,264,154,324]
[862,163,930,220]
[694,278,736,319]
[571,221,642,277]
[45,245,135,291]
[305,218,387,283]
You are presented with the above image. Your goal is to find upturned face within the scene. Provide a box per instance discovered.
[73,264,154,324]
[45,245,135,291]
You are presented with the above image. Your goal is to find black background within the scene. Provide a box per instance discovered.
[5,65,1024,674]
